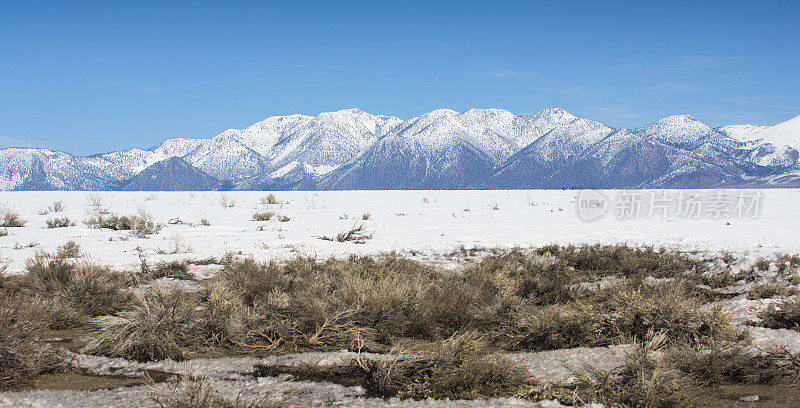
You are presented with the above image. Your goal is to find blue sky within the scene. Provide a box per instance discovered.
[1,0,798,155]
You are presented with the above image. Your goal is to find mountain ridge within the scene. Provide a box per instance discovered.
[2,108,799,191]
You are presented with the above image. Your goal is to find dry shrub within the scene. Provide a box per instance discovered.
[150,260,193,280]
[45,217,73,228]
[461,249,579,306]
[259,194,278,205]
[362,333,527,400]
[83,286,198,362]
[537,244,702,279]
[199,281,254,347]
[85,193,103,207]
[599,281,744,347]
[23,253,129,328]
[212,255,450,349]
[760,298,800,330]
[84,208,161,237]
[507,302,605,350]
[219,194,237,208]
[252,212,274,221]
[151,375,288,408]
[748,283,799,299]
[0,291,68,390]
[216,258,294,307]
[207,249,741,353]
[56,241,81,258]
[665,345,798,385]
[755,255,800,275]
[0,206,25,227]
[574,333,690,408]
[523,332,691,408]
[49,201,65,212]
[319,225,372,243]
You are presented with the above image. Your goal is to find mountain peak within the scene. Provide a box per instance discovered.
[532,107,577,121]
[333,108,366,115]
[651,114,703,125]
[637,114,718,149]
[424,108,459,117]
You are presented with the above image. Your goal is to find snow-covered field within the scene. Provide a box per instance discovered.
[2,189,800,274]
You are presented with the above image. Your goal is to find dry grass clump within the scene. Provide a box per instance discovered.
[319,225,373,243]
[150,375,288,408]
[461,249,581,306]
[56,241,81,258]
[210,255,451,349]
[22,252,130,329]
[199,248,740,353]
[497,280,741,351]
[149,260,194,280]
[526,336,800,407]
[219,194,237,208]
[597,281,744,348]
[85,193,103,207]
[537,244,703,279]
[506,302,605,350]
[0,206,25,227]
[83,286,198,362]
[45,217,74,228]
[754,255,800,274]
[48,200,65,212]
[259,194,279,205]
[521,332,691,408]
[760,298,800,330]
[665,345,799,386]
[747,282,799,299]
[0,291,68,390]
[252,212,274,221]
[67,245,745,369]
[361,333,528,400]
[84,208,162,237]
[570,333,691,408]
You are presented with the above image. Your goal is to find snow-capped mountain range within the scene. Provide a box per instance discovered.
[2,108,800,190]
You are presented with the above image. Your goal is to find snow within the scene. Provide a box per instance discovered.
[724,115,800,150]
[2,189,800,274]
[719,124,769,142]
[0,379,568,408]
[749,115,800,149]
[0,345,626,407]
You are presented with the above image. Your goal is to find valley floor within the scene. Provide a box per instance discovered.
[2,190,800,407]
[1,189,800,273]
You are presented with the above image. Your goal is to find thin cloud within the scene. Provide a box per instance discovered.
[130,78,261,94]
[477,69,539,78]
[194,61,351,69]
[623,83,704,93]
[619,55,758,71]
[543,80,702,96]
[670,55,757,68]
